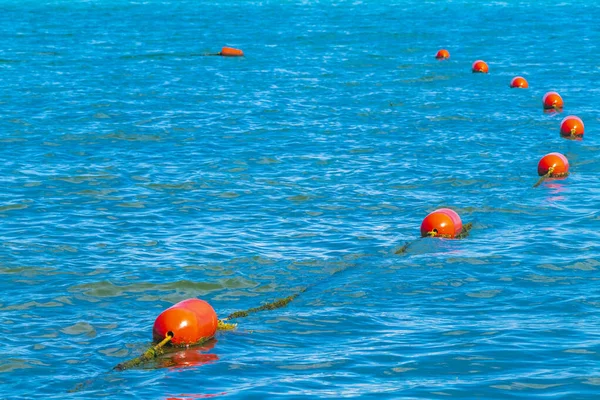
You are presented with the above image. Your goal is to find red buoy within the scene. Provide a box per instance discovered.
[510,76,528,88]
[220,47,244,57]
[537,152,569,176]
[472,60,488,73]
[436,49,450,59]
[559,115,584,139]
[153,298,219,346]
[420,208,463,239]
[542,91,563,111]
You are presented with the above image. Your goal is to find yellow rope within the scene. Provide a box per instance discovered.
[533,166,555,188]
[217,320,237,330]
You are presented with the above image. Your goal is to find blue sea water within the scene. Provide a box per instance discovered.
[1,0,600,398]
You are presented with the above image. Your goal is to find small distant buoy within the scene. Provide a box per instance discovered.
[436,49,450,59]
[510,76,528,88]
[420,208,463,239]
[472,60,488,73]
[542,91,563,111]
[153,298,218,345]
[559,115,584,139]
[537,152,569,178]
[220,47,244,57]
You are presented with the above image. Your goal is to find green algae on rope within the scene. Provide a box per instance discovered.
[225,289,307,320]
[113,333,174,371]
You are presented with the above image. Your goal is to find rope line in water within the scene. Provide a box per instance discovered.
[224,289,307,320]
[533,167,569,188]
[113,333,174,371]
[395,222,473,254]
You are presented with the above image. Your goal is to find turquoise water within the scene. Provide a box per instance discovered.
[1,0,600,398]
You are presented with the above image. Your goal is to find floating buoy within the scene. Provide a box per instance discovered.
[537,153,569,176]
[542,91,563,111]
[220,47,244,57]
[436,49,450,59]
[559,115,584,139]
[153,298,218,346]
[510,76,528,88]
[420,208,463,239]
[534,152,569,187]
[472,60,488,73]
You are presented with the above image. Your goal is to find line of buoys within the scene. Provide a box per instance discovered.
[435,49,450,59]
[542,91,563,111]
[472,60,489,73]
[510,76,528,88]
[559,115,584,139]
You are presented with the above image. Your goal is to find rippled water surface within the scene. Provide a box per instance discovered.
[1,0,600,398]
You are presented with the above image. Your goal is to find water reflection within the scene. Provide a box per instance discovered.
[156,340,218,370]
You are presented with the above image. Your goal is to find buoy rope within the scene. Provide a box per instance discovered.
[223,288,308,321]
[426,229,455,239]
[533,167,569,188]
[113,332,173,371]
[395,222,473,254]
[217,320,237,330]
[222,263,356,322]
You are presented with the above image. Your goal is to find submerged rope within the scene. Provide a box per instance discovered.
[395,222,473,254]
[224,289,307,321]
[223,264,353,321]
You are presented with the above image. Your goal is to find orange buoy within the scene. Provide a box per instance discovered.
[542,91,563,110]
[559,115,584,139]
[220,47,244,57]
[510,76,528,88]
[472,60,488,73]
[435,49,450,59]
[420,208,463,239]
[537,152,569,176]
[153,298,219,346]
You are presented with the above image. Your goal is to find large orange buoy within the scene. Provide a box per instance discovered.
[537,152,569,176]
[420,208,463,239]
[472,60,488,73]
[435,49,450,59]
[153,298,219,346]
[510,76,528,88]
[220,47,244,57]
[559,115,584,139]
[542,91,563,110]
